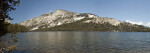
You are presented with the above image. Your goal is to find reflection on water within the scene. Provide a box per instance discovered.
[2,32,150,53]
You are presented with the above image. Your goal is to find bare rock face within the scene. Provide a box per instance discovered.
[83,17,121,26]
[52,9,76,17]
[20,9,122,30]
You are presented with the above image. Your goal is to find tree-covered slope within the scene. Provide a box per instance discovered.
[36,18,150,32]
[4,23,29,33]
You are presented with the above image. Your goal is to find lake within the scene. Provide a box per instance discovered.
[1,32,150,53]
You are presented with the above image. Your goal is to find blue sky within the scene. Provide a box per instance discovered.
[9,0,150,26]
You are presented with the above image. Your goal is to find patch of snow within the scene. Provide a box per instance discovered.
[88,15,94,18]
[83,20,92,23]
[61,14,64,18]
[74,17,85,20]
[31,27,38,31]
[57,22,62,25]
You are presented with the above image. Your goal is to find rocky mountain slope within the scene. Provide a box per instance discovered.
[20,9,150,32]
[20,9,122,30]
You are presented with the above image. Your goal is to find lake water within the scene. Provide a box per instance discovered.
[1,32,150,53]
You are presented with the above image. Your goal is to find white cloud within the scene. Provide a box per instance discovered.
[146,22,150,26]
[125,20,143,25]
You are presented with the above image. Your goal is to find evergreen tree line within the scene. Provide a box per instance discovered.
[4,23,29,33]
[36,18,150,32]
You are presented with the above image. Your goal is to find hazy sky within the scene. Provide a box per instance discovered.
[9,0,150,26]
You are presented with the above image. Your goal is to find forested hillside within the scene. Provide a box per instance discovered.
[36,18,150,32]
[4,23,28,33]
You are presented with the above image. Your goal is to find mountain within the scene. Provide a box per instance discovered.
[20,9,150,32]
